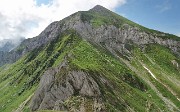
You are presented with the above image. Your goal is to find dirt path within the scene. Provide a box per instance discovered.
[142,65,157,80]
[15,93,34,112]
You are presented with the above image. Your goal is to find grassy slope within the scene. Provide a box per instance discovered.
[0,30,179,111]
[130,44,180,107]
[69,39,167,111]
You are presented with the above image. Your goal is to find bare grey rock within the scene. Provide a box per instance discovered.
[58,12,180,57]
[30,61,102,111]
[21,21,60,52]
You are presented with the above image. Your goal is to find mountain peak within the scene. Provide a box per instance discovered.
[89,5,109,12]
[92,5,106,9]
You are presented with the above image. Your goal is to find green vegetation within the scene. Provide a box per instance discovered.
[0,29,179,111]
[131,44,180,107]
[0,7,180,111]
[0,31,81,112]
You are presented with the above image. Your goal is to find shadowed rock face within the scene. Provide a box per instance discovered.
[30,61,103,111]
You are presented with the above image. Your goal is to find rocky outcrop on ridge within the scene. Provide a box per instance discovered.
[30,61,105,111]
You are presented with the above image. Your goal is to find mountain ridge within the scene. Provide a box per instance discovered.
[0,5,179,112]
[0,5,179,67]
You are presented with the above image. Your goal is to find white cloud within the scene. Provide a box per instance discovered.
[0,0,126,40]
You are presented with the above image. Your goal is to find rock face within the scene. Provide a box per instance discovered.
[19,21,61,53]
[60,16,180,56]
[30,61,104,111]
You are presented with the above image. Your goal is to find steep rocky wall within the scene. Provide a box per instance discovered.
[60,17,179,56]
[30,61,104,111]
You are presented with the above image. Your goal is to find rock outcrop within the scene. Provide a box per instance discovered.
[30,61,105,111]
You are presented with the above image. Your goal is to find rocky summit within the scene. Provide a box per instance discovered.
[0,5,179,112]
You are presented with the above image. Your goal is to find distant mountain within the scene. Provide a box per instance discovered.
[0,37,25,52]
[0,5,179,112]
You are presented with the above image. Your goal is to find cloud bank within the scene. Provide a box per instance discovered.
[0,0,126,40]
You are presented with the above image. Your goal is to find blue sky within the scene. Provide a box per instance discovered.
[0,0,179,40]
[36,0,50,6]
[116,0,180,36]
